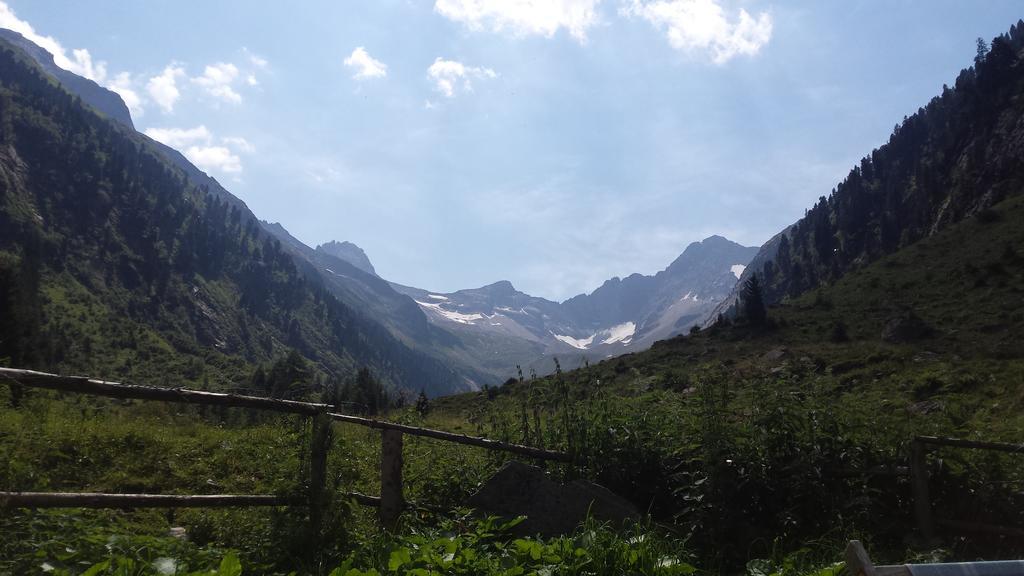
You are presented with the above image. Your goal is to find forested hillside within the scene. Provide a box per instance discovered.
[0,38,458,396]
[740,22,1024,304]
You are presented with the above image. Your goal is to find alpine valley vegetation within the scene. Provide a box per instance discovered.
[1,12,1024,576]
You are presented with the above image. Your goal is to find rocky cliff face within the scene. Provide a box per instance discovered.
[317,241,377,276]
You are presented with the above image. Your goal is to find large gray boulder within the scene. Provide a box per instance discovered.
[882,310,931,343]
[467,461,639,537]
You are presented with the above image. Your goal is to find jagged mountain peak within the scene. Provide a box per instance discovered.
[262,221,289,236]
[480,280,515,292]
[660,236,759,285]
[316,240,376,276]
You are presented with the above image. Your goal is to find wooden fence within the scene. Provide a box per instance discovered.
[0,367,571,537]
[910,435,1024,542]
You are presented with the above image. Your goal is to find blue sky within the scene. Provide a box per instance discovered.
[2,1,1022,300]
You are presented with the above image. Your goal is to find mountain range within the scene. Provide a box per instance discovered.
[267,223,756,384]
[0,28,758,394]
[389,235,756,370]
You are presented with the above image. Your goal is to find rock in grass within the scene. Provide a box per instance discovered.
[881,310,932,343]
[467,461,639,537]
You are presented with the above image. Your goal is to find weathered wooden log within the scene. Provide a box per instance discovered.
[0,491,382,509]
[0,492,303,508]
[329,412,572,462]
[344,492,382,508]
[936,518,1024,538]
[0,367,332,415]
[915,435,1024,454]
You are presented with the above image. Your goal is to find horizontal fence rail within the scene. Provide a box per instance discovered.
[0,367,571,462]
[915,435,1024,454]
[0,492,303,508]
[328,412,573,462]
[0,491,381,509]
[0,367,332,415]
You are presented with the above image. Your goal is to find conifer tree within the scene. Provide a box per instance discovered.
[976,37,990,66]
[741,274,767,327]
[415,389,430,416]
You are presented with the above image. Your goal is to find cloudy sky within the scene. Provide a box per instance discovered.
[2,1,1021,300]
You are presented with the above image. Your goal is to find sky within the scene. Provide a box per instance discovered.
[1,1,1022,301]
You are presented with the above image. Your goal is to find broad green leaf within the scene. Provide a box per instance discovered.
[81,560,110,576]
[388,548,412,571]
[218,552,242,576]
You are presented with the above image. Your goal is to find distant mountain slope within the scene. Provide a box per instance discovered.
[720,21,1024,315]
[562,236,758,348]
[0,35,462,396]
[391,236,758,375]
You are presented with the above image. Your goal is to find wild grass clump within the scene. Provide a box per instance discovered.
[333,513,697,576]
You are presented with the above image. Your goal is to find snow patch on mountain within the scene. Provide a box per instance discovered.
[416,300,487,325]
[552,321,637,350]
[427,294,448,300]
[731,264,746,279]
[601,322,636,345]
[552,332,595,350]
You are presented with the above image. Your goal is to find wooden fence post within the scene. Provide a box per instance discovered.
[844,540,878,576]
[308,412,332,561]
[379,429,403,529]
[910,438,934,544]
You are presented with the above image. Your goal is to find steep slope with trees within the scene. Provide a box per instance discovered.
[727,22,1024,308]
[0,37,460,396]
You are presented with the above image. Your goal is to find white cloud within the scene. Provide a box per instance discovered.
[108,72,144,117]
[0,3,265,119]
[0,1,158,119]
[146,64,186,113]
[144,126,212,149]
[242,48,268,86]
[185,145,243,174]
[343,47,388,80]
[434,0,601,42]
[0,2,108,82]
[192,62,242,104]
[247,53,268,69]
[621,0,772,64]
[144,126,250,174]
[222,136,255,153]
[427,57,497,98]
